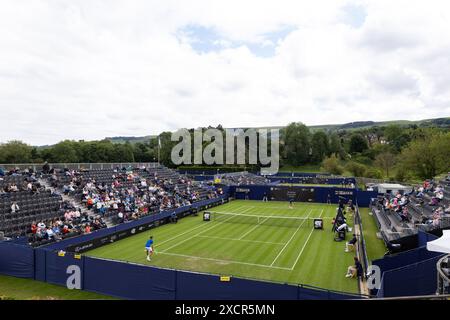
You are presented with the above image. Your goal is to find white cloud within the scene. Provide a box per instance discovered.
[0,0,449,145]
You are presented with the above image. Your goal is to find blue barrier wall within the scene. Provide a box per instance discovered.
[418,229,439,247]
[266,176,356,185]
[55,256,362,300]
[373,245,442,274]
[84,257,176,300]
[228,185,376,207]
[44,250,84,287]
[356,191,378,207]
[0,241,34,278]
[176,271,298,300]
[377,254,445,297]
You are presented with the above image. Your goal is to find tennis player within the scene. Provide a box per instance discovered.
[145,236,154,261]
[289,198,294,209]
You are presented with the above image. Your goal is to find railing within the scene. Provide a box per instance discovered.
[369,294,450,300]
[0,162,159,171]
[355,204,370,276]
[437,254,450,295]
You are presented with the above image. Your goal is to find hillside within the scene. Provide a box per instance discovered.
[105,135,157,144]
[105,117,450,142]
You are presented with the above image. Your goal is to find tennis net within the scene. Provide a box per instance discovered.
[209,211,320,228]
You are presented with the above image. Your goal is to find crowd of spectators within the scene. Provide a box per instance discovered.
[410,180,449,228]
[219,172,269,186]
[29,207,107,243]
[382,193,411,222]
[0,167,108,243]
[50,167,220,225]
[378,178,449,229]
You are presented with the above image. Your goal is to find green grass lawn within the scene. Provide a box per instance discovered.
[87,200,360,294]
[359,208,386,262]
[0,274,114,300]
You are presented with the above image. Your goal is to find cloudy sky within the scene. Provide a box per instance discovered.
[1,0,450,145]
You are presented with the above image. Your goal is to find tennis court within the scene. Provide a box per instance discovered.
[86,200,359,293]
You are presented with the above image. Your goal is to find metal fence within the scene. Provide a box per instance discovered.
[437,254,450,295]
[0,162,159,171]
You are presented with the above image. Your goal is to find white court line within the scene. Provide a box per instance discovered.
[159,206,254,253]
[290,209,324,271]
[155,205,247,248]
[196,235,286,246]
[157,251,292,271]
[270,208,314,267]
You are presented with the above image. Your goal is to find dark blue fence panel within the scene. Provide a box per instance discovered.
[297,286,360,300]
[356,191,378,207]
[191,175,215,181]
[34,248,48,281]
[373,246,442,274]
[418,230,439,247]
[229,185,272,200]
[45,250,83,287]
[176,271,298,300]
[228,185,376,206]
[83,257,176,300]
[267,176,356,185]
[0,241,34,279]
[271,172,333,178]
[314,187,356,204]
[379,255,445,297]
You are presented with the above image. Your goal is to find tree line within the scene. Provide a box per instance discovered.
[1,123,449,181]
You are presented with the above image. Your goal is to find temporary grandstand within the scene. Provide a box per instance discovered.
[370,180,450,251]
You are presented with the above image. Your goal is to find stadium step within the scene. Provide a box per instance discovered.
[38,177,97,219]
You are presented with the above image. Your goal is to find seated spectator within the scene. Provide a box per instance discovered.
[42,162,50,174]
[346,257,363,278]
[345,234,357,252]
[10,202,20,213]
[400,207,410,222]
[444,205,450,214]
[429,197,439,206]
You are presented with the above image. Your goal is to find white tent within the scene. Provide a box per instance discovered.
[376,183,413,194]
[427,230,450,253]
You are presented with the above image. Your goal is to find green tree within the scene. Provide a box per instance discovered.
[321,154,344,175]
[0,141,33,163]
[374,152,396,178]
[282,123,311,166]
[349,134,369,154]
[113,142,135,162]
[365,167,383,179]
[329,133,343,156]
[50,140,80,163]
[399,132,450,179]
[310,131,329,163]
[158,132,176,166]
[345,161,367,177]
[384,125,411,151]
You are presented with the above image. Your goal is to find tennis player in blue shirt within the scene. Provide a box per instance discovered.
[145,236,154,262]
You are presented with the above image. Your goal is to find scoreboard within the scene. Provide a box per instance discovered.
[269,186,315,202]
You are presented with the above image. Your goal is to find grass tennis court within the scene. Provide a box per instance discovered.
[86,200,359,293]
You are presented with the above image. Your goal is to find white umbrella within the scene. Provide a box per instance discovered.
[427,230,450,253]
